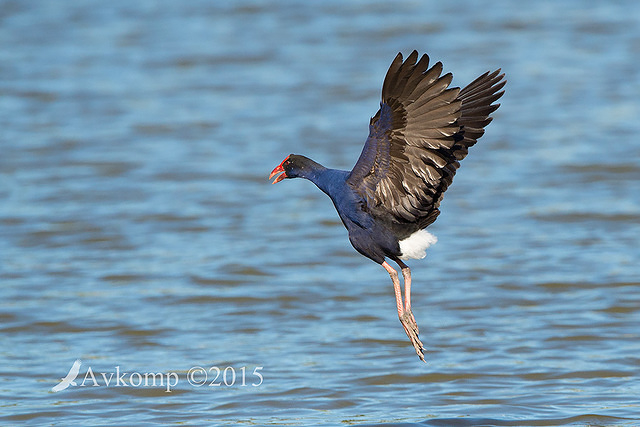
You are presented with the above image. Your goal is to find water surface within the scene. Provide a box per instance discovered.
[1,1,639,425]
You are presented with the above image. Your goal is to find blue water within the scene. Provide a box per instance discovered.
[1,1,639,425]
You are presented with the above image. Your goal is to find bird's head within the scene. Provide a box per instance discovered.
[269,154,313,184]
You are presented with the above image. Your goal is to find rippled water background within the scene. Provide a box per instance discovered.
[2,1,639,425]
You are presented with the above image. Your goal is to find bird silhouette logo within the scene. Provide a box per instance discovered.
[51,359,82,392]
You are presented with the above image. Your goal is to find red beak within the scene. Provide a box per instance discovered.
[269,156,289,184]
[269,165,286,184]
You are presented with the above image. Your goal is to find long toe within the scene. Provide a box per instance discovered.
[400,312,426,362]
[403,309,419,334]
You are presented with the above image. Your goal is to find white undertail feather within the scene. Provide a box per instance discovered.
[398,229,437,260]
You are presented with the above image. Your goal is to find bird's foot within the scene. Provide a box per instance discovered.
[403,308,418,334]
[400,310,425,362]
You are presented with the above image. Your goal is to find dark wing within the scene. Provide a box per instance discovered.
[346,51,505,233]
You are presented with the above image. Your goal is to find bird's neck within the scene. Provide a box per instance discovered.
[297,159,347,197]
[310,168,349,197]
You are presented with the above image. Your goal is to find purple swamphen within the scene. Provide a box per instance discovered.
[270,51,505,361]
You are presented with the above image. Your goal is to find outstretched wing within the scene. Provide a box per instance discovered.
[346,51,505,234]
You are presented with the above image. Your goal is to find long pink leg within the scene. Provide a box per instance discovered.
[382,261,425,361]
[400,265,418,334]
[402,266,412,311]
[382,261,404,316]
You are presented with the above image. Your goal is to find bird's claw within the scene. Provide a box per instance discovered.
[400,310,425,362]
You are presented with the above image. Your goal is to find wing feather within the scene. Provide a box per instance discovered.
[346,52,505,236]
[407,62,444,101]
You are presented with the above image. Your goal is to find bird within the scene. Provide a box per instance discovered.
[269,51,505,361]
